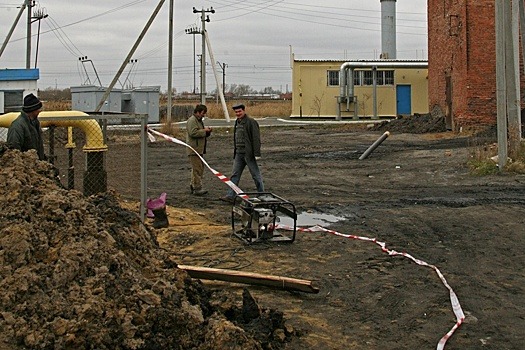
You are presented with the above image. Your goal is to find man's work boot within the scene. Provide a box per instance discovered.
[152,206,169,228]
[192,188,208,196]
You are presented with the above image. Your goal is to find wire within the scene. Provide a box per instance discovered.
[45,15,84,57]
[6,0,148,44]
[207,0,426,35]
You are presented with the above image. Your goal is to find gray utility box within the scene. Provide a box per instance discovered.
[71,85,122,113]
[121,86,160,123]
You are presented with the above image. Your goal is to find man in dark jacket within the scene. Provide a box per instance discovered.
[7,93,46,161]
[186,104,212,196]
[221,103,264,202]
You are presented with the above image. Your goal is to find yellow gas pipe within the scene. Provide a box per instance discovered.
[0,111,108,195]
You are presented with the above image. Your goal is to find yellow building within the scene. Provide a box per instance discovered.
[291,59,429,119]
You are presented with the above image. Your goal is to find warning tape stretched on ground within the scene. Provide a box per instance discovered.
[147,127,464,350]
[275,223,465,350]
[147,127,248,199]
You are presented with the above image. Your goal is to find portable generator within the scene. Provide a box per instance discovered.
[231,192,296,244]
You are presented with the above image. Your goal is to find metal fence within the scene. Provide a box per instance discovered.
[39,113,148,220]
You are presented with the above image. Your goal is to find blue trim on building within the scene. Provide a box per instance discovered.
[0,68,40,81]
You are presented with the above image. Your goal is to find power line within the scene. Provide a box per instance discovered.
[45,15,84,57]
[6,0,148,44]
[209,0,426,34]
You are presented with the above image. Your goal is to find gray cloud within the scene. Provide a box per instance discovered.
[0,0,427,92]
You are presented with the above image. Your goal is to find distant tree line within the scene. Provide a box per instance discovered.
[38,87,71,101]
[37,84,287,102]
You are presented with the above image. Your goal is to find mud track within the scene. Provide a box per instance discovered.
[147,122,525,350]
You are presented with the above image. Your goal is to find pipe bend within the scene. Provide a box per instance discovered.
[0,110,107,152]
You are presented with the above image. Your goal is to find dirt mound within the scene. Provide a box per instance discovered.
[371,113,447,134]
[0,143,291,349]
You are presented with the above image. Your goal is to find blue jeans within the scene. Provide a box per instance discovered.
[226,153,264,198]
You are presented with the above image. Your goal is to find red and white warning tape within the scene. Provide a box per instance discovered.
[147,127,464,350]
[276,224,465,350]
[147,127,248,199]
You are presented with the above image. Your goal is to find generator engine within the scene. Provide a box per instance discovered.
[231,192,296,244]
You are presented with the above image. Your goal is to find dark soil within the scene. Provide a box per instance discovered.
[144,113,525,350]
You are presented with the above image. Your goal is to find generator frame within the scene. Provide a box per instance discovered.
[231,192,297,244]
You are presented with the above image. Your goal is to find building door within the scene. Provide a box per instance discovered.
[396,85,411,115]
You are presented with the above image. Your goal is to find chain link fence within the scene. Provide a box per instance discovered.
[0,112,148,220]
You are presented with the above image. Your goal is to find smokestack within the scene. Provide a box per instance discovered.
[380,0,397,59]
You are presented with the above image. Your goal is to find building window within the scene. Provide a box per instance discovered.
[384,70,394,85]
[327,70,339,86]
[3,90,23,113]
[353,70,361,86]
[376,71,384,85]
[363,71,374,85]
[353,70,395,86]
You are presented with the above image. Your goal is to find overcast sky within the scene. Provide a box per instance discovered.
[0,0,427,93]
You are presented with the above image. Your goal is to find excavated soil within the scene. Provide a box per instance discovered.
[0,144,293,350]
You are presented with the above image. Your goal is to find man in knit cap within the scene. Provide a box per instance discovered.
[7,93,46,161]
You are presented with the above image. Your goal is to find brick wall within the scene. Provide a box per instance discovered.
[428,0,497,129]
[428,0,496,129]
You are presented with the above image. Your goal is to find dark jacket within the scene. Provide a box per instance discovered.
[233,115,261,159]
[7,111,46,160]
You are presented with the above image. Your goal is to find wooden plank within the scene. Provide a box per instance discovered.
[178,265,320,294]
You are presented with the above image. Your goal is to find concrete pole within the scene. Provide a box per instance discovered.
[167,0,174,124]
[95,0,166,112]
[495,0,508,169]
[506,0,521,154]
[372,66,378,119]
[26,0,32,69]
[200,11,207,105]
[0,3,27,59]
[205,33,230,122]
[519,0,525,91]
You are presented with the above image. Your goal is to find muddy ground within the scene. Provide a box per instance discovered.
[145,116,525,350]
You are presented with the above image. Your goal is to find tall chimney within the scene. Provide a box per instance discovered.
[380,0,397,59]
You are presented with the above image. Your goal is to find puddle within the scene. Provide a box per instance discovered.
[278,212,345,227]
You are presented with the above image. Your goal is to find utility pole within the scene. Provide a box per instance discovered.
[26,0,33,69]
[196,54,202,95]
[95,0,165,112]
[32,5,48,69]
[0,3,27,59]
[495,0,521,169]
[192,7,215,105]
[167,0,174,123]
[217,61,227,98]
[185,25,200,94]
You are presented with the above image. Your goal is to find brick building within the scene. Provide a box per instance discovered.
[428,0,510,130]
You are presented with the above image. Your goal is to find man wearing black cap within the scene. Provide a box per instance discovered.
[7,93,46,161]
[220,103,264,202]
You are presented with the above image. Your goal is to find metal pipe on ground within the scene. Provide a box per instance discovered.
[359,131,390,160]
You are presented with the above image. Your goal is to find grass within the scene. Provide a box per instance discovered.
[41,99,292,120]
[185,100,291,119]
[467,134,525,175]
